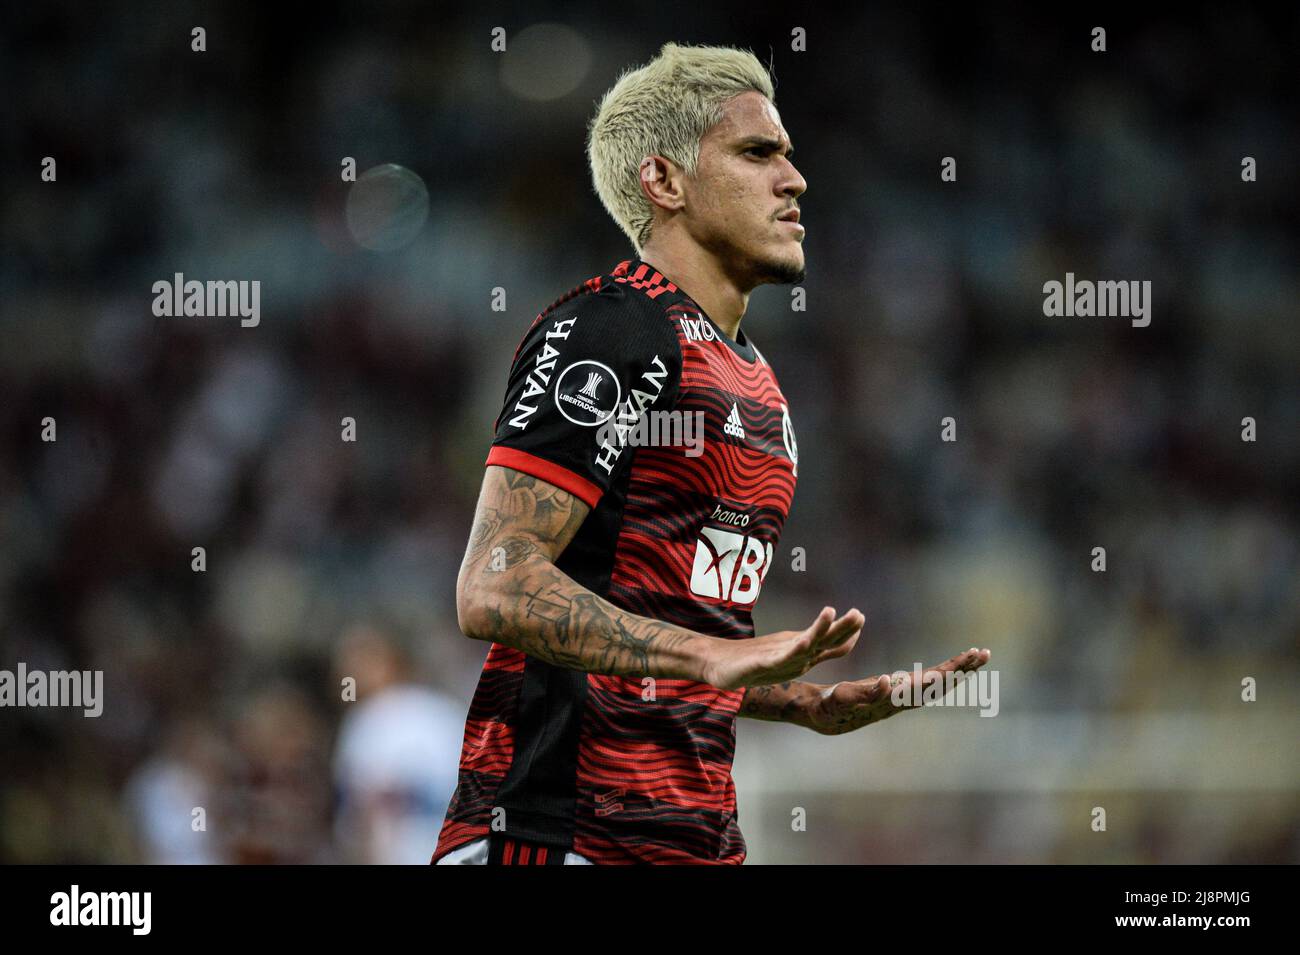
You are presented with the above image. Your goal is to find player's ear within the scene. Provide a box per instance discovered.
[638,155,685,213]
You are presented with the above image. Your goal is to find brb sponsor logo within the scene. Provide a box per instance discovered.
[689,506,773,604]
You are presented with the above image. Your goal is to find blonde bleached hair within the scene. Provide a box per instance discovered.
[587,42,776,253]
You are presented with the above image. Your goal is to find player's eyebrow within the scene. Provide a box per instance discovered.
[738,136,794,159]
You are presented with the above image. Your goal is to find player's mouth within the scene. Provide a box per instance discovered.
[777,207,803,235]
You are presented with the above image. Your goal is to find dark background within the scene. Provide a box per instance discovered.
[1,1,1296,863]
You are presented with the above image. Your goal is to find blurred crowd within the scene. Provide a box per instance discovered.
[1,2,1296,863]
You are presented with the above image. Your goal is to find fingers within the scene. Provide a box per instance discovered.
[819,675,897,731]
[806,607,864,651]
[883,648,991,705]
[786,607,863,679]
[827,609,865,644]
[803,606,835,643]
[749,607,865,685]
[861,673,892,702]
[807,629,861,669]
[931,646,991,677]
[829,673,888,707]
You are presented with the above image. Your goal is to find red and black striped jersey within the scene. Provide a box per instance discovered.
[432,257,799,864]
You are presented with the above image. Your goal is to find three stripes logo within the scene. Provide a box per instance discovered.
[723,402,745,440]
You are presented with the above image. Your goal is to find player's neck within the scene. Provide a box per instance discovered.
[636,242,749,343]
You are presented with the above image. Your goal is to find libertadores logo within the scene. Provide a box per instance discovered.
[555,359,620,426]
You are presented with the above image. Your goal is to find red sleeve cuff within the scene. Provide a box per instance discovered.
[484,446,604,509]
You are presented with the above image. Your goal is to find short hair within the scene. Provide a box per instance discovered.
[587,42,776,253]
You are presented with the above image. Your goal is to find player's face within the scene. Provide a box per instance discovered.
[687,91,807,286]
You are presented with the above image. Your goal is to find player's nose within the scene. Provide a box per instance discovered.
[777,157,807,200]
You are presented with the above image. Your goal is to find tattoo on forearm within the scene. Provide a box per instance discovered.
[461,467,697,679]
[522,586,571,638]
[739,681,813,726]
[466,508,504,564]
[488,536,537,570]
[489,573,692,676]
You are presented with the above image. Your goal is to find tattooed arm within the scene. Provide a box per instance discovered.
[455,465,865,687]
[455,465,708,679]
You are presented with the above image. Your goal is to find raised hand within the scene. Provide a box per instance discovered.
[805,647,992,735]
[702,606,865,691]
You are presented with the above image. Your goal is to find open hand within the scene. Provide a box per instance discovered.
[702,606,864,691]
[807,647,992,735]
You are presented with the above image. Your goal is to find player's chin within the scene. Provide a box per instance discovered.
[756,245,806,285]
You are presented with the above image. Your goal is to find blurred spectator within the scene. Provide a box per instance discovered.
[332,624,463,864]
[224,683,334,864]
[125,717,227,864]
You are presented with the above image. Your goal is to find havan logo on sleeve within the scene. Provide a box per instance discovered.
[506,315,579,430]
[593,355,669,475]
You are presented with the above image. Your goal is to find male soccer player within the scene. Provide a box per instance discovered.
[432,42,990,865]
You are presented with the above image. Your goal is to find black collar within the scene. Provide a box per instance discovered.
[621,257,759,364]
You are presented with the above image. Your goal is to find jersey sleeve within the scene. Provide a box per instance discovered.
[484,284,683,508]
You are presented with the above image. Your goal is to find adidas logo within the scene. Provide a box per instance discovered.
[723,402,745,440]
